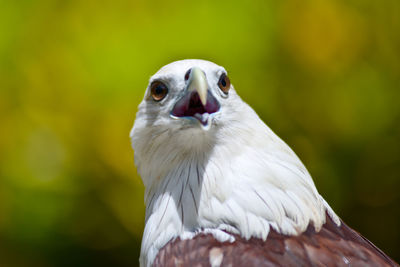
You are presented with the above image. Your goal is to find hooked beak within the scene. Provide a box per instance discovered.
[187,67,208,106]
[171,67,220,128]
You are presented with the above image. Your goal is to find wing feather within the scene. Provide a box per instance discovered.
[153,214,398,267]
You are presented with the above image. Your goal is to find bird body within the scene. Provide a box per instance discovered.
[131,60,397,267]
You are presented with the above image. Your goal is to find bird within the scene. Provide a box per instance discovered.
[130,59,398,267]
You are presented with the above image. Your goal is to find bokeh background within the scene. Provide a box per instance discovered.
[1,0,399,266]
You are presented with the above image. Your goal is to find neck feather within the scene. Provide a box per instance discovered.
[132,106,339,267]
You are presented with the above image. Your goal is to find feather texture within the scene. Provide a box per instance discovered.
[154,213,397,267]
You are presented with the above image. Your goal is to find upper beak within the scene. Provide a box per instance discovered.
[187,67,208,106]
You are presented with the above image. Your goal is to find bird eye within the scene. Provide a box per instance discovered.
[150,81,168,101]
[218,73,231,94]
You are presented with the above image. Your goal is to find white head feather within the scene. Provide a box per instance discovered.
[130,59,339,267]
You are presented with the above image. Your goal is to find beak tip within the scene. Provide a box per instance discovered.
[199,94,207,106]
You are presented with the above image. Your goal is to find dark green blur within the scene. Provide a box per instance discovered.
[0,0,399,266]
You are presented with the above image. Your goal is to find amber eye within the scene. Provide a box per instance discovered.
[150,81,168,101]
[218,73,231,94]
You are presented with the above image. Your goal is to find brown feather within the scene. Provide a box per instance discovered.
[153,214,398,267]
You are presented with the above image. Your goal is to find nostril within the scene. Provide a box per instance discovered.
[184,68,192,81]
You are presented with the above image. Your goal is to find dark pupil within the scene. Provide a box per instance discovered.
[155,85,164,95]
[221,77,226,87]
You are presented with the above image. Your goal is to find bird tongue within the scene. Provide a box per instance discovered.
[171,91,220,125]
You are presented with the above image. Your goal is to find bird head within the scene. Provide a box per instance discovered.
[138,60,240,126]
[131,60,253,163]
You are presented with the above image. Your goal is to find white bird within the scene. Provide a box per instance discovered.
[130,59,397,267]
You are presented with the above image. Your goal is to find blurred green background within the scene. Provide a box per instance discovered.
[1,0,399,266]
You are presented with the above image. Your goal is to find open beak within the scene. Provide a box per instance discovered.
[171,67,220,128]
